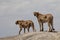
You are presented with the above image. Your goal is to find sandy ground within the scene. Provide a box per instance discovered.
[0,31,60,40]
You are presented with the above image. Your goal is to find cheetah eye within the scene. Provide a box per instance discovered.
[26,22,28,24]
[20,23,22,25]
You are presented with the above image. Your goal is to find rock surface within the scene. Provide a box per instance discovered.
[0,31,60,40]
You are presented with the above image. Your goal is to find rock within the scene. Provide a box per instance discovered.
[0,31,60,40]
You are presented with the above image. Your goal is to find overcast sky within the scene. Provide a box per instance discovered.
[0,0,60,37]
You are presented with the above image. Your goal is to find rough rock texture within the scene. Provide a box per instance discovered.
[0,32,60,40]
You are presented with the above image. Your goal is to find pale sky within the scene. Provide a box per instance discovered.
[0,0,60,37]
